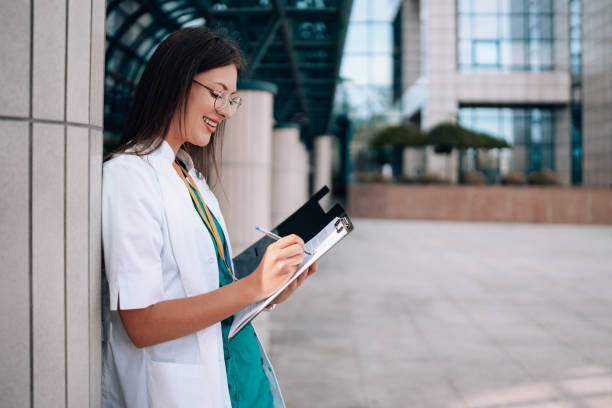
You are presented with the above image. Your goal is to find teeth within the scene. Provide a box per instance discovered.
[203,117,217,127]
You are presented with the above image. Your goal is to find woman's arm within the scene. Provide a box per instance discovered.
[118,234,306,348]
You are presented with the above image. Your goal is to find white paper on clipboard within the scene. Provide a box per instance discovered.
[229,215,353,339]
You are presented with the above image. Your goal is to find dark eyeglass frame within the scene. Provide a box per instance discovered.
[192,79,242,114]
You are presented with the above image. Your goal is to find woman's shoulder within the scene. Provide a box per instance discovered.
[103,153,161,195]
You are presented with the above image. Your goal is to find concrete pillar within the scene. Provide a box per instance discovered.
[0,0,105,407]
[271,124,309,225]
[313,135,333,207]
[211,81,277,254]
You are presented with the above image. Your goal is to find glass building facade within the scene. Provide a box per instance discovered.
[457,0,554,71]
[459,107,555,174]
[337,0,401,126]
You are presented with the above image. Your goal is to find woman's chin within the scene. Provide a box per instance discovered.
[191,132,212,147]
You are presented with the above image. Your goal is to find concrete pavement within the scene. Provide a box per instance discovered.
[268,219,612,408]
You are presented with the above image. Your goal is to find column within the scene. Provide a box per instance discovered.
[0,0,105,407]
[271,124,309,225]
[211,81,277,254]
[313,135,333,208]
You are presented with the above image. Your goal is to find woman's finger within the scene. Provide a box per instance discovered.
[271,234,304,250]
[274,243,305,260]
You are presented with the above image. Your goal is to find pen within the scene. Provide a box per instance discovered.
[254,225,313,256]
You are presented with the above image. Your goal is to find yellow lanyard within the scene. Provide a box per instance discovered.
[174,162,236,281]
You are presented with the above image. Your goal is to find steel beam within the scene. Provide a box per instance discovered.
[271,0,310,128]
[247,18,281,78]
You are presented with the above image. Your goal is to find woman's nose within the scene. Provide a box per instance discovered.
[217,103,233,119]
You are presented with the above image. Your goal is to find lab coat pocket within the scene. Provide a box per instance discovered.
[145,358,213,408]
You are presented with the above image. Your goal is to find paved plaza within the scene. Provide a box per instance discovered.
[268,219,612,408]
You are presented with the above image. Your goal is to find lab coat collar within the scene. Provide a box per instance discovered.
[149,139,194,172]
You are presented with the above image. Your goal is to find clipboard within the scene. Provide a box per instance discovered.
[229,186,354,339]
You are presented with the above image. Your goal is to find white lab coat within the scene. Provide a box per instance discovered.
[101,140,284,408]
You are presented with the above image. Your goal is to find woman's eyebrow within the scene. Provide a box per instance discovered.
[213,81,237,94]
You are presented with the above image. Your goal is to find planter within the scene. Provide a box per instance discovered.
[348,184,612,224]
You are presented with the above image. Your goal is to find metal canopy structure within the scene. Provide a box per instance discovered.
[104,0,353,147]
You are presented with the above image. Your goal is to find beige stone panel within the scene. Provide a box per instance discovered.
[314,135,333,208]
[32,123,65,407]
[89,129,103,408]
[89,0,106,127]
[214,88,274,254]
[33,0,66,120]
[456,72,571,104]
[65,126,90,407]
[66,0,91,123]
[272,126,308,225]
[216,164,272,254]
[0,1,30,117]
[555,108,571,185]
[0,121,30,408]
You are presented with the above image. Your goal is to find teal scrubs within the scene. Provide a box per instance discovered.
[184,171,274,408]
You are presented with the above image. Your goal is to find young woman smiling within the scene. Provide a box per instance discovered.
[102,27,316,408]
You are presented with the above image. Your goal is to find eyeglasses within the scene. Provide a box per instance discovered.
[192,79,242,114]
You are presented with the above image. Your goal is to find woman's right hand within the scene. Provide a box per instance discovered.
[249,234,305,300]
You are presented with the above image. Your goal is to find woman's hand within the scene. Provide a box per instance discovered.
[269,261,318,306]
[248,234,306,300]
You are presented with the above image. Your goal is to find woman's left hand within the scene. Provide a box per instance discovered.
[268,261,318,306]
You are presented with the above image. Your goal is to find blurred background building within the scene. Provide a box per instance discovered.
[390,0,612,187]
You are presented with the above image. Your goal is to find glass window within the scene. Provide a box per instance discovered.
[473,15,499,39]
[458,15,472,39]
[369,55,392,85]
[536,0,553,13]
[345,23,368,53]
[459,106,556,175]
[371,0,403,21]
[458,0,554,71]
[473,0,498,13]
[474,41,498,66]
[458,40,472,65]
[350,0,368,22]
[501,41,525,68]
[457,0,471,13]
[370,24,392,53]
[538,15,553,39]
[538,41,553,68]
[341,55,369,84]
[499,0,525,13]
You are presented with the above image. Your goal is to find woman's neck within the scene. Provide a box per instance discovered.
[164,129,182,157]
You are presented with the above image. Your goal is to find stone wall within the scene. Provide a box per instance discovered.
[349,184,612,224]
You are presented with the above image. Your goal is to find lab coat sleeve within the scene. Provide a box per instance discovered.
[102,157,165,311]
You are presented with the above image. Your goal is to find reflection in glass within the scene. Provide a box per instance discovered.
[345,23,369,53]
[459,107,556,174]
[474,41,498,66]
[341,55,369,84]
[458,0,554,71]
[370,56,392,85]
[370,24,393,53]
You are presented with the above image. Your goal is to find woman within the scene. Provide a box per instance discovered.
[102,27,316,408]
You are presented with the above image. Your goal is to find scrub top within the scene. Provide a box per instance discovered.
[180,161,274,408]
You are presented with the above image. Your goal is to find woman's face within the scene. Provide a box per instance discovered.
[169,64,238,148]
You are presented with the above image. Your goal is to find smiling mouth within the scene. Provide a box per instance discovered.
[203,117,218,128]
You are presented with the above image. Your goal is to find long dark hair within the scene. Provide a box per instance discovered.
[111,26,246,179]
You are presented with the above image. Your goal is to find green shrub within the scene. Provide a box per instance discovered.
[370,125,426,148]
[502,171,527,185]
[460,170,487,185]
[528,169,558,185]
[427,122,511,149]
